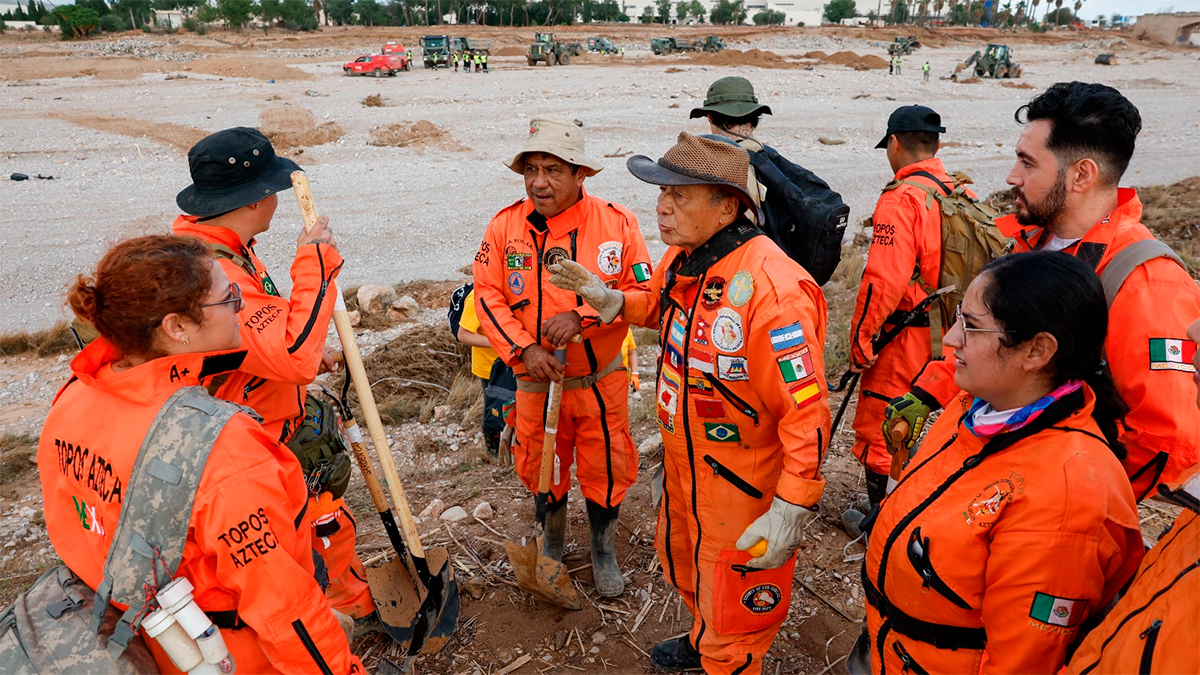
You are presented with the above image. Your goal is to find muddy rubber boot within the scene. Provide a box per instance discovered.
[585,499,625,598]
[540,494,568,561]
[649,635,702,672]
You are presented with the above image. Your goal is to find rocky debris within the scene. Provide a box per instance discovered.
[357,284,396,317]
[346,310,362,327]
[419,498,446,519]
[590,631,607,644]
[472,501,494,520]
[62,39,199,62]
[439,505,469,523]
[637,434,663,457]
[386,295,420,321]
[461,575,486,600]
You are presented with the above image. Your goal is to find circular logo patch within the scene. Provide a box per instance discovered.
[962,473,1025,527]
[742,584,782,614]
[544,246,569,268]
[728,271,754,308]
[712,308,744,353]
[508,271,525,296]
[701,276,726,310]
[597,240,622,275]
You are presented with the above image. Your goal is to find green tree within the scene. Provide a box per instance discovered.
[279,0,313,23]
[639,4,653,22]
[78,0,111,16]
[54,5,100,37]
[352,0,385,24]
[258,0,281,26]
[324,0,353,22]
[823,0,855,22]
[217,0,253,26]
[753,7,783,23]
[709,0,743,23]
[655,0,670,22]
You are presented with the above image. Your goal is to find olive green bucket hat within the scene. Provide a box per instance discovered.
[688,76,773,119]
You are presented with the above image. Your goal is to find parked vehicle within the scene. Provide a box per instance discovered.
[526,32,576,66]
[421,35,450,68]
[380,42,412,70]
[344,54,407,77]
[651,35,723,55]
[587,37,616,54]
[453,37,492,54]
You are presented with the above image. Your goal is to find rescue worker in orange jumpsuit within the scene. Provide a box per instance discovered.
[845,106,964,534]
[472,116,651,598]
[550,133,831,675]
[863,252,1142,675]
[885,82,1200,502]
[173,127,374,620]
[39,235,362,674]
[1065,318,1200,675]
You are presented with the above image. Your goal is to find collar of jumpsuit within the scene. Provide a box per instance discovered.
[174,214,255,254]
[891,156,948,183]
[998,187,1142,258]
[527,185,594,239]
[67,337,247,407]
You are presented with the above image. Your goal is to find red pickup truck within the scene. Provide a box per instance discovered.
[343,54,408,77]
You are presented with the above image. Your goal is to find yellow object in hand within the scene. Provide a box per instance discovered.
[746,540,768,557]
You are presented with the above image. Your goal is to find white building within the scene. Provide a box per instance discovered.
[621,0,829,26]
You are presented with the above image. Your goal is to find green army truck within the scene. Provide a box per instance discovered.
[420,35,450,68]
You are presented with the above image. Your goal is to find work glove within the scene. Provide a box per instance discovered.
[736,497,815,569]
[630,372,640,391]
[547,260,624,324]
[882,387,939,455]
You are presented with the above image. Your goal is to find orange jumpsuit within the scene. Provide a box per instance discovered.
[865,388,1142,675]
[472,191,651,507]
[913,189,1200,500]
[623,224,830,675]
[38,338,363,675]
[849,158,964,475]
[173,216,373,618]
[1066,465,1200,675]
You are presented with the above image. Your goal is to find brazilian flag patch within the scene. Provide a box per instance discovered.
[704,422,740,443]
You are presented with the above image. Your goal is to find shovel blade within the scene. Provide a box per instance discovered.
[417,546,460,655]
[504,538,583,611]
[365,556,423,653]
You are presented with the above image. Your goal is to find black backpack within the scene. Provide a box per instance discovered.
[447,282,473,338]
[742,140,850,286]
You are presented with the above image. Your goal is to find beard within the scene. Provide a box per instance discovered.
[1013,170,1068,229]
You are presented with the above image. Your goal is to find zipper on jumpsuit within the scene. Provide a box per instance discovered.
[1139,619,1162,674]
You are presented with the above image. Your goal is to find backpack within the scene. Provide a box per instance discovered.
[1097,238,1186,308]
[482,358,517,437]
[739,139,851,286]
[885,170,1013,354]
[0,388,243,674]
[447,282,474,339]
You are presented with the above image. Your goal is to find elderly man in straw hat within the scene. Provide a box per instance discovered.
[471,116,652,598]
[549,133,831,674]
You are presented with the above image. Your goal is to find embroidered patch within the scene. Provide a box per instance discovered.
[259,271,280,297]
[769,322,806,352]
[1149,338,1197,372]
[712,308,744,353]
[661,365,682,392]
[728,271,755,308]
[693,318,710,346]
[597,240,623,275]
[543,246,569,268]
[705,422,740,442]
[688,350,715,374]
[742,584,782,614]
[506,251,533,270]
[657,378,679,413]
[668,316,687,349]
[717,355,749,381]
[1029,592,1087,627]
[776,347,815,383]
[693,398,727,418]
[788,379,821,410]
[507,271,525,296]
[72,496,106,536]
[658,406,675,434]
[701,277,726,310]
[688,376,714,395]
[963,473,1025,527]
[633,262,652,282]
[665,344,684,371]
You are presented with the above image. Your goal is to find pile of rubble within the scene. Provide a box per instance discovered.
[61,39,199,62]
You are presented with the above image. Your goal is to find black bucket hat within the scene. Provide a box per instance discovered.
[875,105,947,149]
[176,127,300,217]
[689,76,773,120]
[627,132,762,224]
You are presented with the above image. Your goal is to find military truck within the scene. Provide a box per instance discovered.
[453,37,492,54]
[954,44,1023,79]
[420,35,450,68]
[698,35,725,52]
[526,32,575,66]
[651,35,724,55]
[588,37,617,54]
[887,36,920,56]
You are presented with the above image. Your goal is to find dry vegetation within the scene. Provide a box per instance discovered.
[351,323,472,425]
[0,321,79,358]
[0,435,37,486]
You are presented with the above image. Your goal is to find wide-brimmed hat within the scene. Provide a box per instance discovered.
[689,76,773,120]
[627,132,762,223]
[874,105,946,149]
[505,116,603,177]
[176,127,300,217]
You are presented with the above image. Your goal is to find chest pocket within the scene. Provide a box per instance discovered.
[906,527,973,610]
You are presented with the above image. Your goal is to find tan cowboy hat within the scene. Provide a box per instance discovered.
[505,116,604,177]
[627,132,762,224]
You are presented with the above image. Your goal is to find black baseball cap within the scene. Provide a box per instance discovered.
[176,127,300,217]
[875,105,947,149]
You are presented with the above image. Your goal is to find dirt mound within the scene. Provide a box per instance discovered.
[368,120,469,152]
[259,107,344,151]
[673,48,799,69]
[801,50,828,59]
[181,57,312,81]
[956,76,982,84]
[54,114,209,152]
[493,46,526,56]
[825,50,888,70]
[1001,80,1035,89]
[362,93,384,107]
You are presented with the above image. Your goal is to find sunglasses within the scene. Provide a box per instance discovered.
[201,282,244,311]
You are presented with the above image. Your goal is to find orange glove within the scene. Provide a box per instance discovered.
[630,372,640,391]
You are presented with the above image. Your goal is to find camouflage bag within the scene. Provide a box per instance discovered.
[0,387,243,674]
[285,393,352,499]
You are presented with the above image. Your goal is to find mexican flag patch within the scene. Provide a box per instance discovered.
[1029,592,1087,627]
[633,262,652,283]
[1149,338,1196,372]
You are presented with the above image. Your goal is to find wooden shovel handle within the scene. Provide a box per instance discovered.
[290,170,426,558]
[888,420,910,481]
[537,347,568,494]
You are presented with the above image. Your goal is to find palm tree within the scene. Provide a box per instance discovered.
[1053,0,1063,25]
[1029,0,1039,25]
[1015,0,1026,25]
[934,0,945,20]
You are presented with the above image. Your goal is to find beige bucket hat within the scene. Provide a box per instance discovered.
[505,116,604,177]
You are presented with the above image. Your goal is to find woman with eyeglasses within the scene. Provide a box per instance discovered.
[859,251,1144,675]
[37,235,362,674]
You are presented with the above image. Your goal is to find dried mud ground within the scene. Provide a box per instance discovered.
[0,23,1197,675]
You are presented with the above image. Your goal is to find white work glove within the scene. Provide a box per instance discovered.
[735,497,815,569]
[547,260,624,324]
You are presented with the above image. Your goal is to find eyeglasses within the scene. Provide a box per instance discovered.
[955,305,1010,341]
[201,283,243,311]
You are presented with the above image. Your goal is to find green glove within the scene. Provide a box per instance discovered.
[882,388,938,454]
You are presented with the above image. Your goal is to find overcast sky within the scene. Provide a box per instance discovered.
[1075,1,1200,19]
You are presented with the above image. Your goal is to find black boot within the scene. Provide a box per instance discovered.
[585,499,625,597]
[649,635,701,671]
[865,468,889,509]
[539,494,567,561]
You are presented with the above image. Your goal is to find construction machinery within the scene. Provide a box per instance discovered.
[420,35,450,68]
[452,36,492,54]
[887,36,921,56]
[526,32,576,66]
[587,37,617,54]
[954,44,1023,79]
[698,35,725,52]
[651,35,724,55]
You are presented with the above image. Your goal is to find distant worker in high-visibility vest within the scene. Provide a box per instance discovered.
[923,61,930,82]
